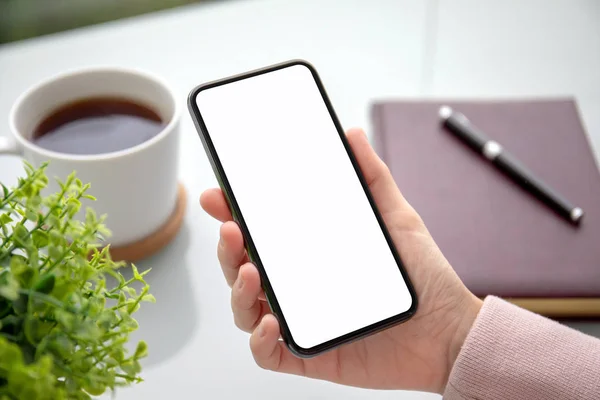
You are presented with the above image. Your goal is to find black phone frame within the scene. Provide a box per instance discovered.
[187,59,417,358]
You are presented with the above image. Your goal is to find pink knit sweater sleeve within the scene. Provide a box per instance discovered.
[443,296,600,400]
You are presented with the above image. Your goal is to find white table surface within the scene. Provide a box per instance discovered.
[0,1,598,398]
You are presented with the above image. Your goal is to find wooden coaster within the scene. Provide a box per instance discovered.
[109,183,187,262]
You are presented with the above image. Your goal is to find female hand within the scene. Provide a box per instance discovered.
[200,128,482,394]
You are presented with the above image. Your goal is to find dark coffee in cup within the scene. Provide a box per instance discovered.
[32,97,165,155]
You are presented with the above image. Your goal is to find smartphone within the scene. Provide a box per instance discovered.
[188,60,417,358]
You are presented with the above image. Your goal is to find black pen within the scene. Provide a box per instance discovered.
[438,105,584,225]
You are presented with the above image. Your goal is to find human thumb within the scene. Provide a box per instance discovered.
[345,128,413,219]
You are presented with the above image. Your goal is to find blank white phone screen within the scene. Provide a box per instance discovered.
[196,64,413,350]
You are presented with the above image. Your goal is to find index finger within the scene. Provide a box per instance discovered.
[200,188,233,222]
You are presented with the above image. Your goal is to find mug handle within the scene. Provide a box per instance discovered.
[0,136,23,156]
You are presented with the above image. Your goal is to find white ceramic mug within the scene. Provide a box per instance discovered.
[1,67,181,249]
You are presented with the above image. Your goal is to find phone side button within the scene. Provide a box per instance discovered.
[263,291,275,312]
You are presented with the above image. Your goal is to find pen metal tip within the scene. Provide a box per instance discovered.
[570,207,584,222]
[439,105,453,120]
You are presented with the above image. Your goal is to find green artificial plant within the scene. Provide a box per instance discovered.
[0,162,154,399]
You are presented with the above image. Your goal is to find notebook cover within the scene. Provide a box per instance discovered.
[371,98,600,298]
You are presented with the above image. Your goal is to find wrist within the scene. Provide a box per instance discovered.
[443,291,483,391]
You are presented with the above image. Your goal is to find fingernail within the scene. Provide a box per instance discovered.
[237,275,244,289]
[258,321,267,338]
[218,237,225,249]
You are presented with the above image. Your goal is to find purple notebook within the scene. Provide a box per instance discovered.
[371,98,600,298]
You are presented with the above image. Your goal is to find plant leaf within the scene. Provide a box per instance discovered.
[141,294,156,303]
[33,274,55,295]
[23,315,54,346]
[13,224,29,242]
[0,336,24,366]
[0,213,12,225]
[1,183,9,199]
[131,264,142,281]
[32,230,49,248]
[134,340,148,359]
[0,274,20,301]
[25,208,38,222]
[10,255,29,276]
